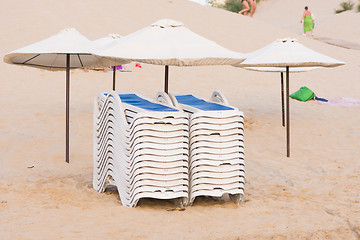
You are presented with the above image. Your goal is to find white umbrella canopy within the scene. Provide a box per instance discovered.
[4,28,120,70]
[96,19,245,66]
[94,19,245,93]
[233,38,345,157]
[92,33,122,50]
[236,38,345,68]
[3,28,124,163]
[243,66,319,73]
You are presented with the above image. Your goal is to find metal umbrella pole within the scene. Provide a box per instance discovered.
[164,65,169,93]
[281,72,285,127]
[286,66,290,157]
[66,54,70,163]
[112,66,116,91]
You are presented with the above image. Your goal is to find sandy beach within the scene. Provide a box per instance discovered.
[1,0,359,239]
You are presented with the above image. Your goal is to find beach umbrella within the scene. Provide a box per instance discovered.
[94,19,246,93]
[93,34,123,90]
[234,38,345,157]
[4,28,123,163]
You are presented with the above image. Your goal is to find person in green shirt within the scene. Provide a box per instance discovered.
[300,6,314,36]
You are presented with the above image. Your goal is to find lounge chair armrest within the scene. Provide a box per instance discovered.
[155,91,172,106]
[211,91,229,106]
[156,91,181,108]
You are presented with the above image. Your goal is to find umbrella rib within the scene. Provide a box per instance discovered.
[12,62,77,69]
[77,54,84,67]
[22,54,40,64]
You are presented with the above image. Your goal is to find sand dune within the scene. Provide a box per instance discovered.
[1,0,359,239]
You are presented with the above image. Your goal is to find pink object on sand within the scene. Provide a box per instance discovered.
[316,97,360,107]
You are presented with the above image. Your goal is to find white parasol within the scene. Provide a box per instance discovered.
[94,19,246,93]
[234,38,345,157]
[4,28,125,163]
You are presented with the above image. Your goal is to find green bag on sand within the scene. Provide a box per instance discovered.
[290,86,315,102]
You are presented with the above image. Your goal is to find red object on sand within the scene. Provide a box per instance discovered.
[135,63,142,68]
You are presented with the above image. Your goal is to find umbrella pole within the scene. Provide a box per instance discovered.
[66,54,70,163]
[286,66,290,157]
[165,65,169,93]
[281,72,285,127]
[112,66,116,91]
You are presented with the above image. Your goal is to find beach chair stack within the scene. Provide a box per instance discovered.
[93,91,189,207]
[168,91,245,205]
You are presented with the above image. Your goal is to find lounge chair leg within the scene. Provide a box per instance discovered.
[174,197,187,208]
[230,194,244,205]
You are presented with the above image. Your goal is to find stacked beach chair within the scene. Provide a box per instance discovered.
[93,91,189,207]
[165,91,245,205]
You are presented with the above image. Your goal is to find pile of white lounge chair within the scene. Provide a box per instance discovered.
[93,91,245,207]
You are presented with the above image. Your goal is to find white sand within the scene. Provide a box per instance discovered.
[1,0,359,239]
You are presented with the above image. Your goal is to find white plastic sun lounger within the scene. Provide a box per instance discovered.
[93,91,189,207]
[94,94,189,207]
[159,91,245,205]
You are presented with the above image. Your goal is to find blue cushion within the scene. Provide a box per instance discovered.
[175,95,234,111]
[119,94,177,112]
[102,93,177,111]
